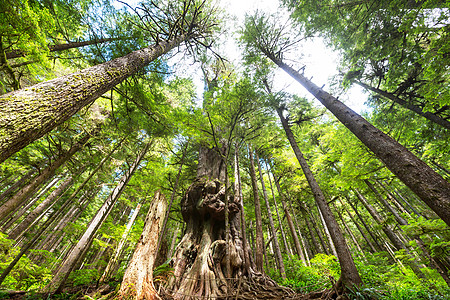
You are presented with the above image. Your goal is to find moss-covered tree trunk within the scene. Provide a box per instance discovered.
[0,35,187,163]
[118,192,167,300]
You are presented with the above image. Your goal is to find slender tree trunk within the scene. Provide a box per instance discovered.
[118,191,167,300]
[255,152,285,279]
[272,172,306,264]
[7,174,74,240]
[5,38,119,59]
[270,57,450,226]
[391,185,422,217]
[339,198,377,253]
[101,202,142,282]
[376,180,413,216]
[0,35,188,163]
[364,179,408,226]
[276,107,362,287]
[1,175,60,231]
[355,81,450,129]
[265,160,290,255]
[307,206,329,254]
[345,196,384,251]
[288,197,311,264]
[318,206,338,257]
[235,144,252,274]
[300,205,319,255]
[43,143,149,294]
[0,132,93,221]
[249,147,265,274]
[0,168,37,205]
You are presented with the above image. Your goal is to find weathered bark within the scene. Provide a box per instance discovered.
[5,38,119,59]
[101,202,142,283]
[255,152,285,279]
[118,192,167,300]
[355,81,450,130]
[168,226,179,259]
[270,57,450,226]
[248,148,265,274]
[8,174,74,240]
[167,145,243,299]
[0,35,187,163]
[42,143,149,294]
[0,132,92,222]
[272,172,306,264]
[276,106,362,287]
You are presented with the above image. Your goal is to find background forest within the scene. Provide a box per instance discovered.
[0,0,449,299]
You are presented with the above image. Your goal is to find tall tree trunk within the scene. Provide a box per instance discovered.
[1,175,60,231]
[276,107,362,287]
[5,38,119,59]
[299,205,320,255]
[339,198,377,253]
[118,192,167,300]
[0,168,37,205]
[345,196,384,251]
[0,132,93,221]
[8,173,74,240]
[272,172,306,264]
[288,197,311,264]
[318,206,338,257]
[0,35,188,163]
[270,57,450,226]
[248,147,265,274]
[234,144,252,274]
[265,160,291,255]
[42,143,149,294]
[364,179,408,226]
[255,152,285,279]
[355,81,450,130]
[101,202,142,283]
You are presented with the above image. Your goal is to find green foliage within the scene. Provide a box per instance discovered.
[67,268,99,286]
[0,233,52,291]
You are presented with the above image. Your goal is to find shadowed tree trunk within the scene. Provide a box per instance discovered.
[276,106,362,288]
[118,192,167,300]
[269,57,450,226]
[0,168,37,205]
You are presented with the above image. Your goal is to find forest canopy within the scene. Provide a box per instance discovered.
[0,0,449,299]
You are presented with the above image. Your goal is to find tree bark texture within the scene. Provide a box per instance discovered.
[0,35,187,163]
[0,168,36,205]
[118,192,167,300]
[0,132,92,222]
[42,143,149,294]
[167,145,244,299]
[272,58,450,226]
[276,107,362,287]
